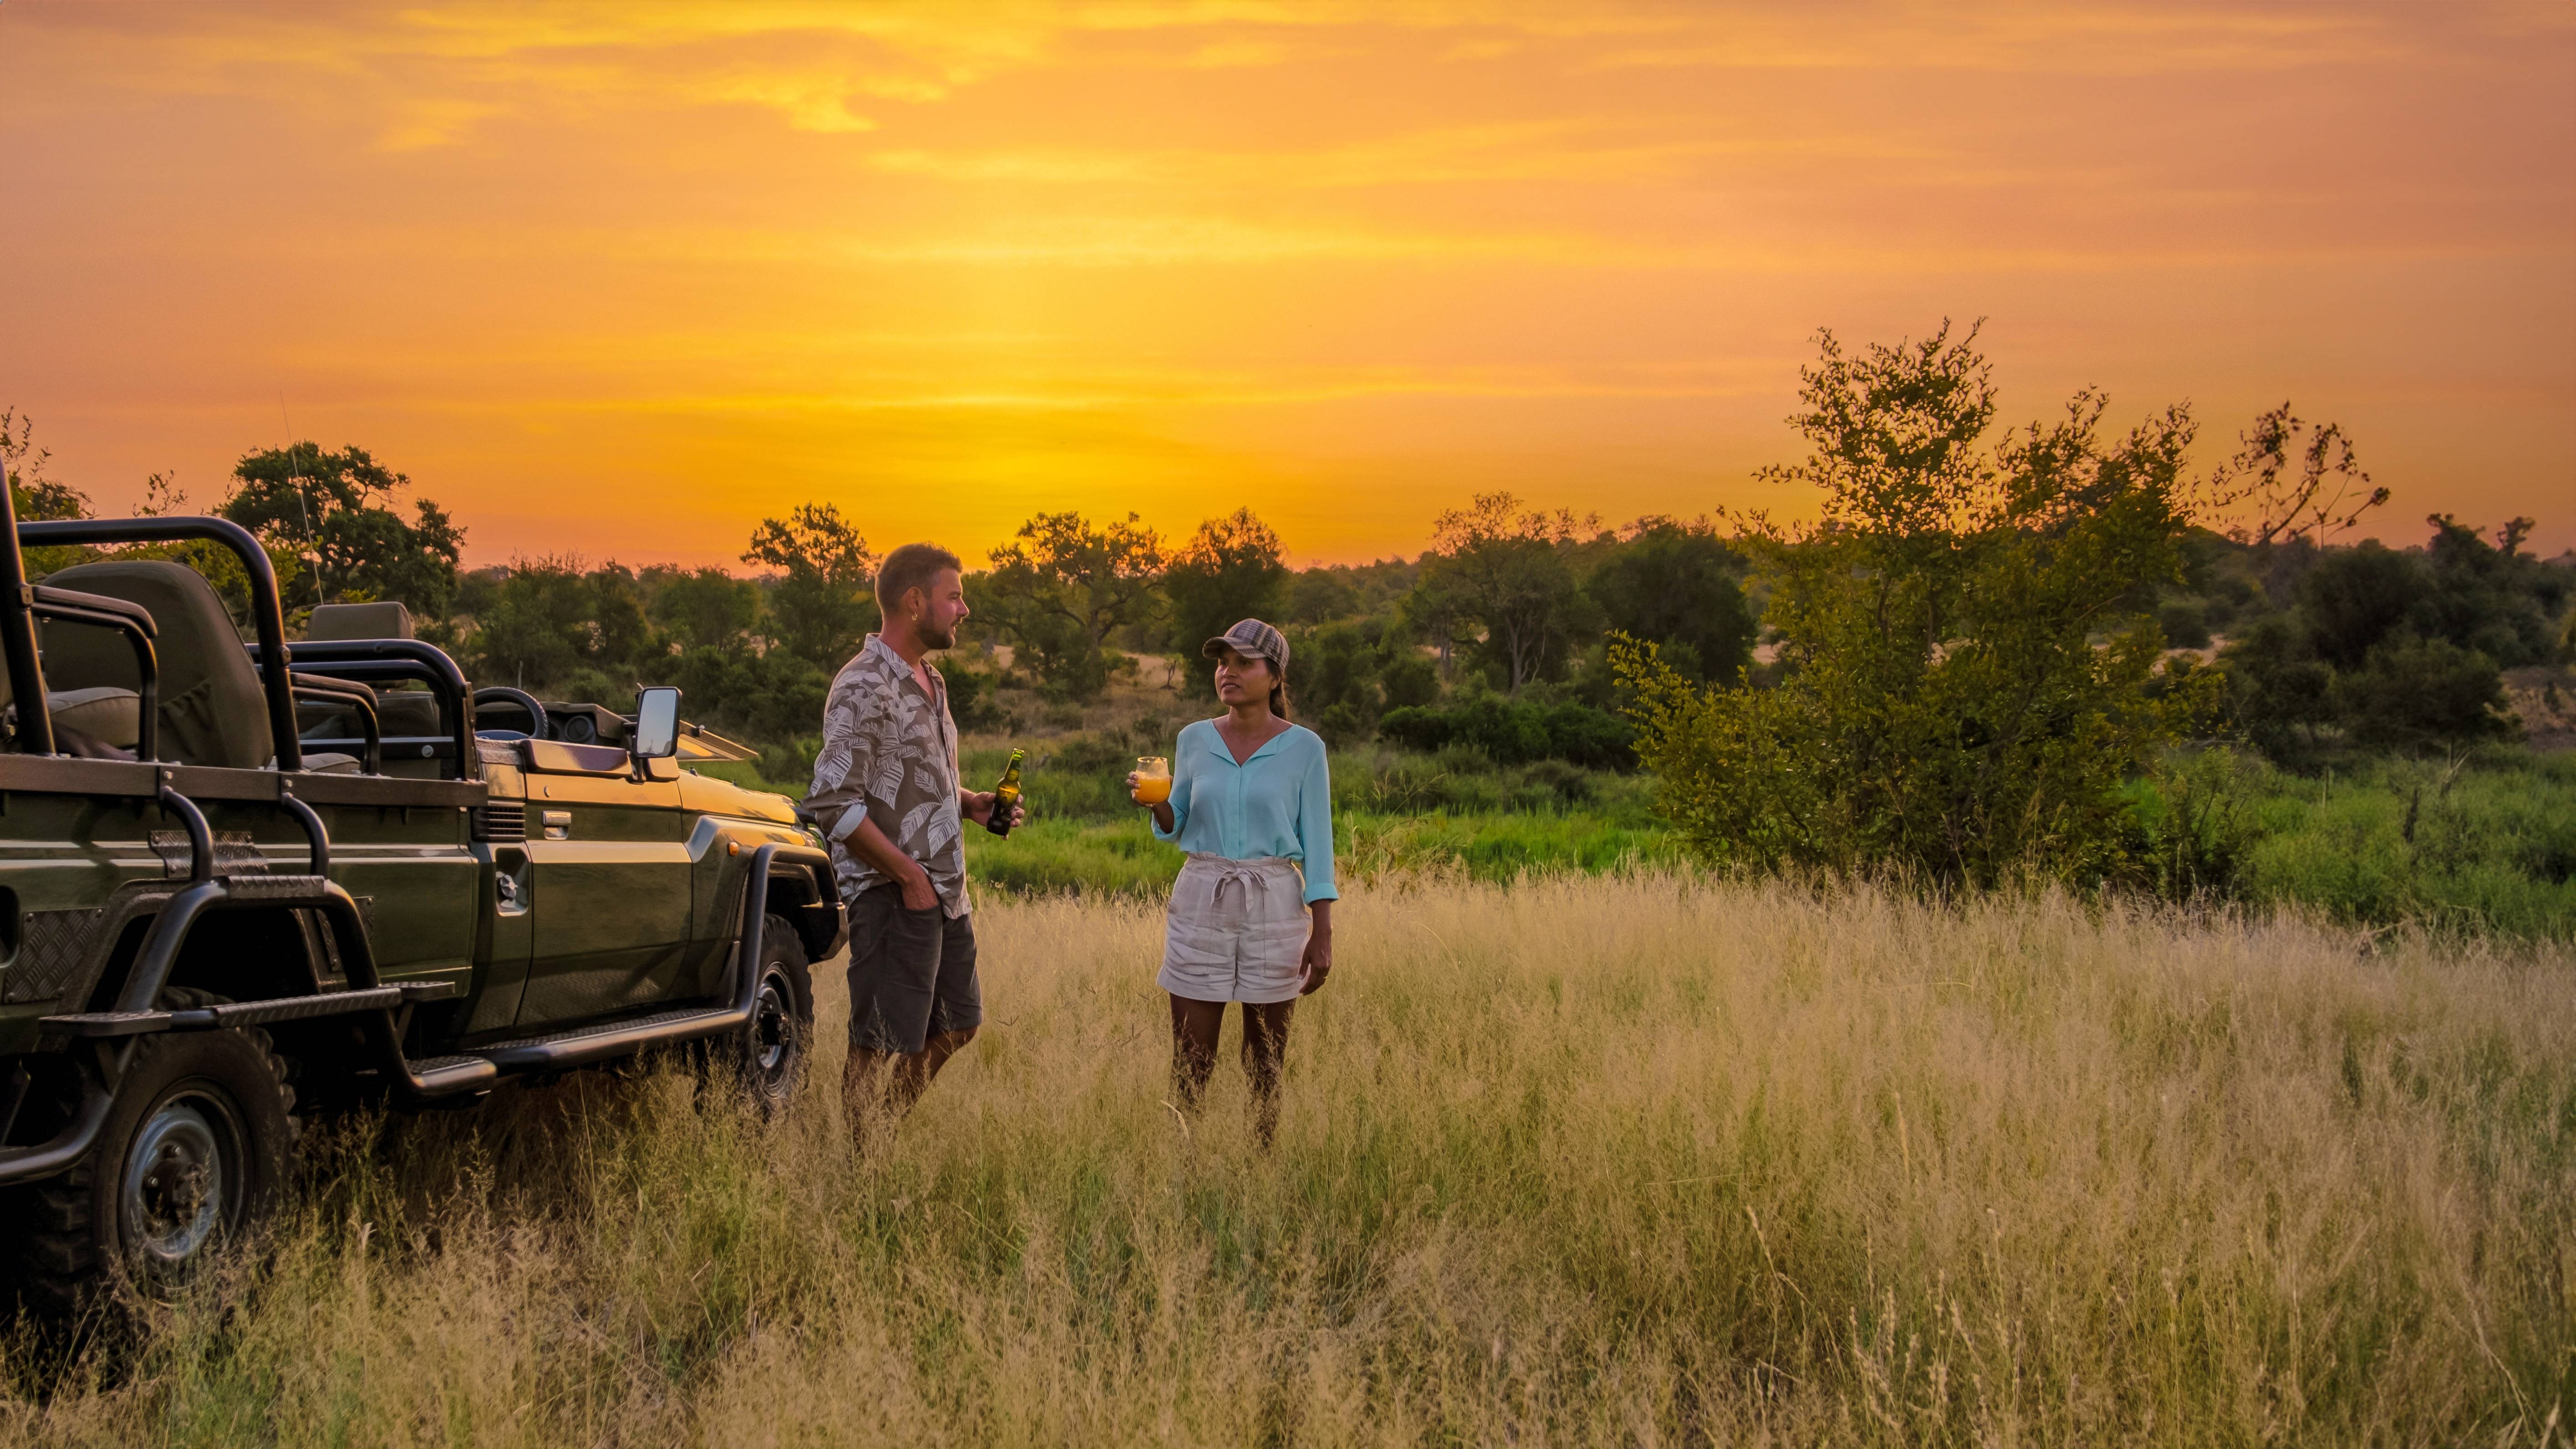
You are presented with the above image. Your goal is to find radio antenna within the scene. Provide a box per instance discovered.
[279,391,324,609]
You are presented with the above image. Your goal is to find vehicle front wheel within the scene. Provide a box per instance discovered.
[709,913,813,1115]
[3,989,299,1315]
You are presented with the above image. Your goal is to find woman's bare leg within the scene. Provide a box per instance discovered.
[1168,994,1226,1111]
[1240,1000,1295,1147]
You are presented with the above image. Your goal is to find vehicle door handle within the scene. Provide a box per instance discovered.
[541,809,571,841]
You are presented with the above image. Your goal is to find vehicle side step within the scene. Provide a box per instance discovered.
[473,1004,737,1072]
[402,1054,501,1095]
[43,981,457,1038]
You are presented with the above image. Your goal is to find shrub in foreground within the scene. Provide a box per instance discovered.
[1618,322,2219,888]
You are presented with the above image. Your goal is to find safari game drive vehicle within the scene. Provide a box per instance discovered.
[0,490,845,1312]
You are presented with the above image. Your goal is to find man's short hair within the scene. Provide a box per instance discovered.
[876,542,964,617]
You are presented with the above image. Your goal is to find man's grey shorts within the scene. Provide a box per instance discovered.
[845,885,982,1054]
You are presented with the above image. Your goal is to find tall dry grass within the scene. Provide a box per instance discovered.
[2,875,2568,1445]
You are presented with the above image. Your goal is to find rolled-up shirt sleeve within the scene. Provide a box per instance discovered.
[1150,737,1192,844]
[1297,738,1336,903]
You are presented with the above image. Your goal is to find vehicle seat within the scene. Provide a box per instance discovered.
[300,600,440,738]
[38,561,274,770]
[305,601,413,642]
[0,679,145,751]
[48,685,141,745]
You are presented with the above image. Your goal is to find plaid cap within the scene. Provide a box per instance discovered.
[1202,617,1289,672]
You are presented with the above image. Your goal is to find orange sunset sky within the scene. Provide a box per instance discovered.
[3,2,2571,569]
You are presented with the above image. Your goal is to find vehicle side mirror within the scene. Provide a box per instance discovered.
[632,687,681,762]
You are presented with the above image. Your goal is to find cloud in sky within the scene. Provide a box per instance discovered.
[1,0,2568,566]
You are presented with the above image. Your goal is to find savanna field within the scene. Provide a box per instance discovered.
[2,869,2567,1446]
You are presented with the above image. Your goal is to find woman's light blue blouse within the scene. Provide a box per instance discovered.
[1150,720,1337,903]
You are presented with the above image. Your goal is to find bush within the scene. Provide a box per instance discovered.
[2296,541,2424,668]
[1617,324,2215,888]
[1377,694,1635,770]
[757,735,823,794]
[2217,515,2556,765]
[1290,618,1438,745]
[665,644,832,739]
[2122,749,2264,902]
[2156,597,2213,650]
[1379,652,1438,710]
[941,659,1006,732]
[2333,635,2514,750]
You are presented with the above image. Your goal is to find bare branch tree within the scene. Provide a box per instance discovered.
[2203,403,2389,549]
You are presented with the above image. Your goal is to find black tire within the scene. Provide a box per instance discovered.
[711,913,813,1115]
[2,988,299,1316]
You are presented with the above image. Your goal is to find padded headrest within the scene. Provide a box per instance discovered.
[39,561,274,770]
[306,601,415,642]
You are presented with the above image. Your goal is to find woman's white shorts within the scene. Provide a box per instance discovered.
[1158,853,1311,1005]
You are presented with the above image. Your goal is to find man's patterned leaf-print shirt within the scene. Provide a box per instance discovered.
[807,635,971,917]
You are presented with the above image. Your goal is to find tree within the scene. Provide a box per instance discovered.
[1615,322,2216,887]
[978,511,1165,701]
[1406,492,1597,694]
[648,565,760,650]
[1584,518,1755,683]
[468,556,596,689]
[2333,636,2513,751]
[223,442,464,617]
[2418,514,2565,668]
[1163,508,1287,672]
[583,562,657,673]
[2295,541,2425,669]
[2215,513,2544,763]
[3,409,97,577]
[466,556,661,694]
[3,409,89,524]
[1285,567,1359,625]
[666,643,832,741]
[2222,614,2337,760]
[2205,403,2389,551]
[742,503,878,669]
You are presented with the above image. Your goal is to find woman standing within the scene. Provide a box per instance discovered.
[1130,618,1334,1144]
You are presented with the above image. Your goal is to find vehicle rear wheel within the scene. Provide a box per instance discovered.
[1,989,299,1315]
[713,913,812,1115]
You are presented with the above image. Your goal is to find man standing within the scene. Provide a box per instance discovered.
[807,542,1020,1149]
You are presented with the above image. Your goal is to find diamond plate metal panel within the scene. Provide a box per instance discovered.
[5,908,105,1005]
[149,829,271,879]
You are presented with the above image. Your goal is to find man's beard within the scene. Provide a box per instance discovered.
[919,621,957,651]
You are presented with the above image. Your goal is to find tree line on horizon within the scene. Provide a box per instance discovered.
[8,322,2574,889]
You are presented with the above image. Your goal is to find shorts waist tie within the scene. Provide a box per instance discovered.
[1186,852,1295,912]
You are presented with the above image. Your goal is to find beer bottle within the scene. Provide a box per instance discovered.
[985,748,1025,837]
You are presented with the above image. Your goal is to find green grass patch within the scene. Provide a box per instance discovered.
[2136,747,2576,938]
[964,808,1684,898]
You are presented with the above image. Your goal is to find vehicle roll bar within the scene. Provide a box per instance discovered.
[26,585,160,761]
[19,516,301,770]
[289,677,382,775]
[248,640,478,780]
[0,486,55,756]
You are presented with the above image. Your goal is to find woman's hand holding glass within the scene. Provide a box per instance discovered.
[1128,755,1176,830]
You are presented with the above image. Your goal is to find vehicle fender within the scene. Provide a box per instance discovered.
[750,851,845,963]
[687,818,846,964]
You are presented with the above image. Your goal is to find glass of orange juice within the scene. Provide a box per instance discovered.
[1134,755,1172,805]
